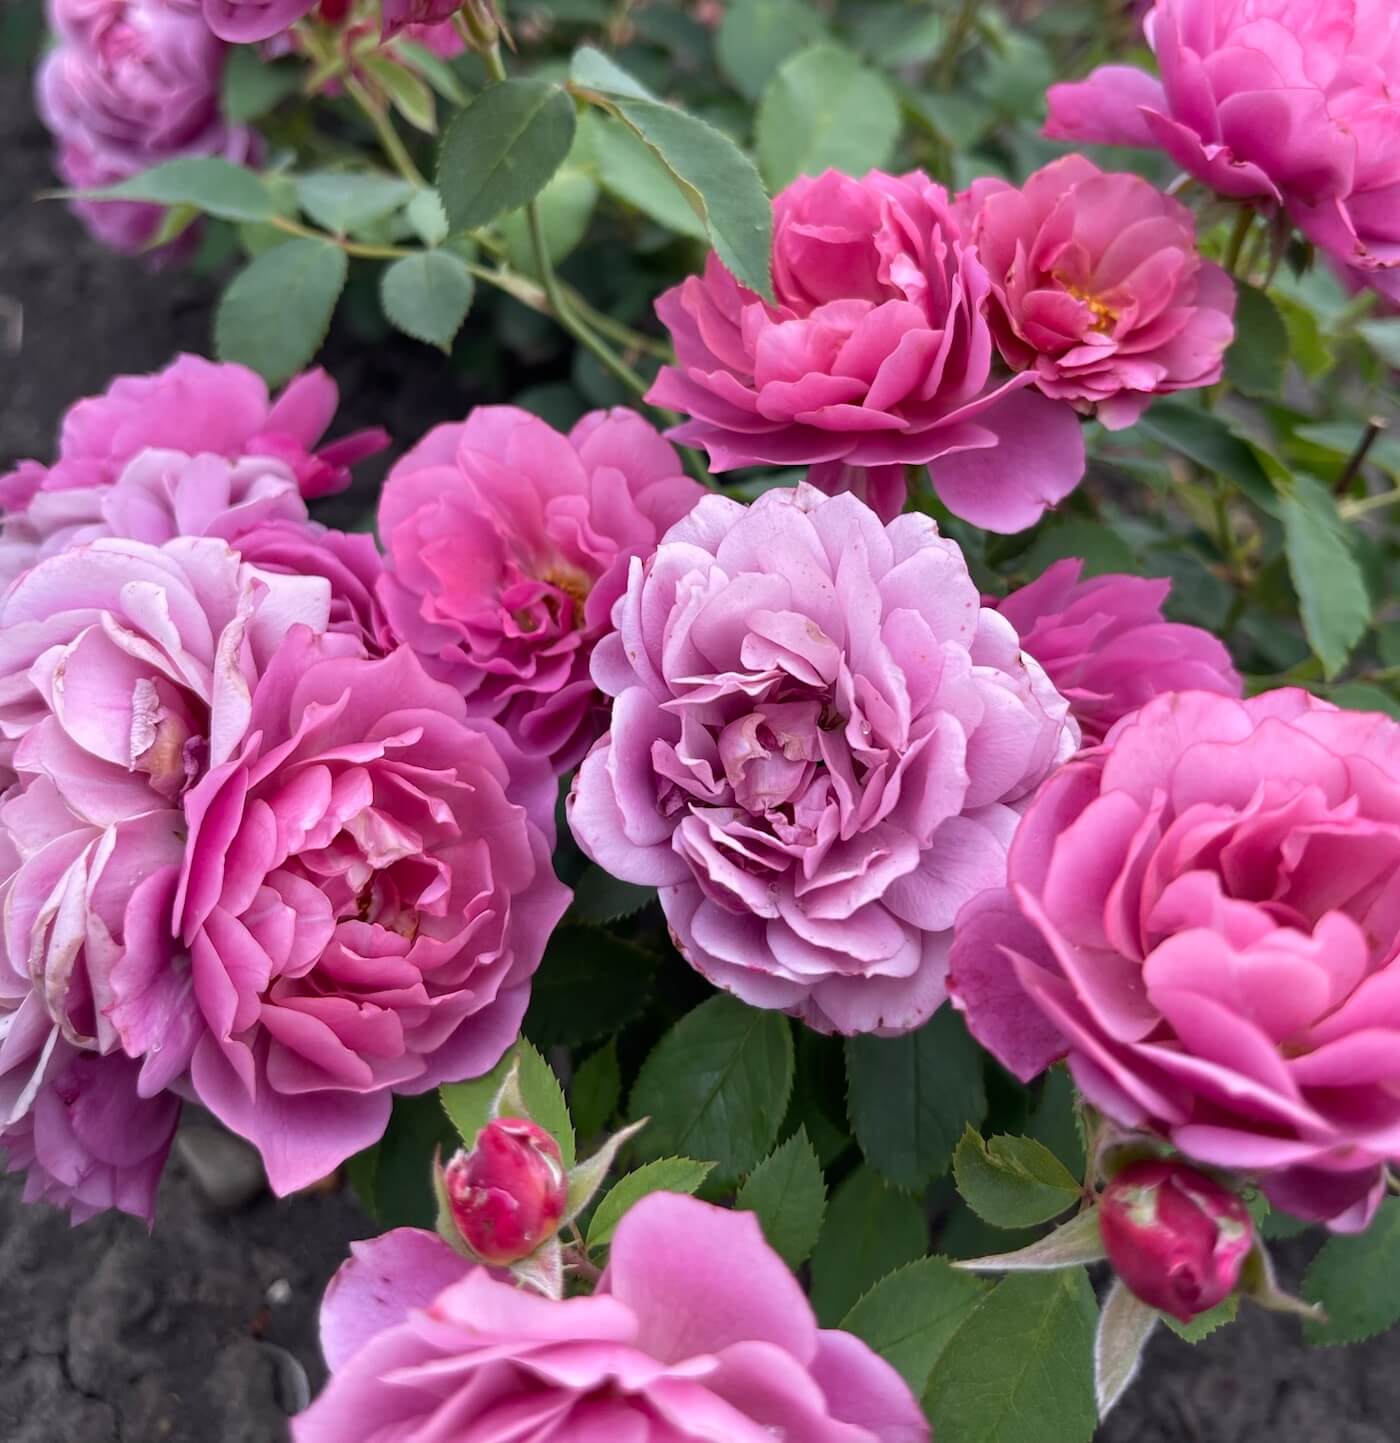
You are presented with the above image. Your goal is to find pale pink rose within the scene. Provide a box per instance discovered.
[569,484,1076,1036]
[995,559,1241,745]
[377,406,704,773]
[169,635,569,1193]
[646,168,1087,533]
[961,156,1236,429]
[948,689,1400,1231]
[293,1193,930,1443]
[1045,0,1400,301]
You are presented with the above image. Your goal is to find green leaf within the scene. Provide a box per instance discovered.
[845,1009,988,1192]
[736,1127,827,1268]
[1136,401,1280,516]
[1019,518,1138,580]
[591,115,709,239]
[523,923,658,1048]
[1330,681,1400,721]
[1026,1066,1086,1178]
[566,865,656,925]
[1281,471,1372,678]
[393,39,468,105]
[221,48,301,123]
[297,172,415,236]
[406,187,450,247]
[924,1271,1099,1443]
[952,1129,1082,1230]
[80,156,275,223]
[361,52,437,134]
[214,237,347,385]
[586,1157,714,1250]
[571,49,772,299]
[371,1093,459,1230]
[1356,317,1400,368]
[715,0,828,101]
[1165,1294,1238,1342]
[840,1258,988,1395]
[570,1039,621,1140]
[499,167,600,278]
[438,79,577,232]
[756,44,901,191]
[1226,281,1289,396]
[380,250,476,351]
[629,994,794,1176]
[1303,1198,1400,1345]
[810,1165,928,1325]
[570,44,659,101]
[439,1039,576,1167]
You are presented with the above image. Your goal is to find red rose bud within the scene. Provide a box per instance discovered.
[443,1119,568,1265]
[1099,1160,1254,1323]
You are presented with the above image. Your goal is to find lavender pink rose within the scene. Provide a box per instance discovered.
[949,689,1400,1231]
[647,168,1087,534]
[569,483,1076,1036]
[293,1192,930,1443]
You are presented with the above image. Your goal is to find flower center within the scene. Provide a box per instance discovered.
[1056,277,1118,333]
[542,563,591,628]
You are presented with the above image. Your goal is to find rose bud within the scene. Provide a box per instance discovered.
[1099,1160,1254,1322]
[443,1119,569,1265]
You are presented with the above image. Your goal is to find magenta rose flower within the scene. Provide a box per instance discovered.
[948,689,1400,1231]
[569,484,1076,1035]
[960,156,1236,429]
[996,558,1241,745]
[167,635,569,1192]
[1045,0,1400,301]
[1,353,386,507]
[380,0,462,40]
[293,1192,930,1443]
[377,405,704,773]
[646,168,1087,533]
[201,0,315,42]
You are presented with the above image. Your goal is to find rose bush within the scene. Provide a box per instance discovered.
[569,483,1076,1035]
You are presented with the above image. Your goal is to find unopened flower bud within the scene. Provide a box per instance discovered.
[1099,1160,1253,1322]
[443,1119,568,1265]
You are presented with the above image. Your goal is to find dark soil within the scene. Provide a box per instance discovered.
[4,48,1400,1443]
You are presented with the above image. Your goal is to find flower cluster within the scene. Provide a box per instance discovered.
[0,359,578,1220]
[648,161,1234,532]
[1046,0,1400,301]
[36,0,256,254]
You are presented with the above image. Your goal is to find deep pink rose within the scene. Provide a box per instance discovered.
[996,559,1242,745]
[1099,1159,1254,1322]
[380,0,462,40]
[569,484,1076,1036]
[377,406,704,773]
[961,156,1236,429]
[201,0,315,42]
[0,1044,179,1225]
[442,1118,569,1265]
[646,168,1087,533]
[948,689,1400,1231]
[293,1193,930,1443]
[168,636,569,1193]
[1045,0,1400,301]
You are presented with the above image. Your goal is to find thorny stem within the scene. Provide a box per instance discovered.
[1222,206,1254,277]
[1333,418,1387,496]
[934,0,980,88]
[1340,485,1400,521]
[345,74,428,187]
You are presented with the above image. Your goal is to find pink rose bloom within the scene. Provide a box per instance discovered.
[1045,0,1400,301]
[36,0,259,254]
[169,636,568,1192]
[201,0,315,42]
[379,0,461,41]
[293,1193,930,1443]
[0,1044,179,1224]
[569,484,1076,1036]
[961,156,1236,429]
[948,689,1400,1231]
[646,168,1087,533]
[377,406,704,773]
[995,559,1242,745]
[2,353,386,505]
